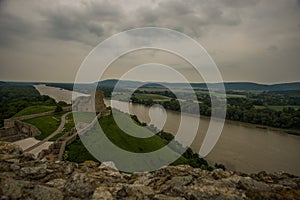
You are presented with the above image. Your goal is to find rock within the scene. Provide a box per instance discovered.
[19,152,36,162]
[33,185,64,200]
[99,161,123,178]
[92,186,113,200]
[0,141,300,200]
[184,185,245,200]
[133,173,153,185]
[0,142,22,161]
[83,160,99,168]
[0,178,28,199]
[167,175,193,187]
[19,163,48,179]
[237,176,271,191]
[211,169,233,180]
[99,161,118,171]
[116,184,155,199]
[64,172,97,199]
[46,178,67,190]
[153,194,185,200]
[279,178,298,188]
[10,163,20,170]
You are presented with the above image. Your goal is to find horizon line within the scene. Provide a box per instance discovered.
[1,79,300,86]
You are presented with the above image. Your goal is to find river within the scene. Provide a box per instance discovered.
[34,84,300,175]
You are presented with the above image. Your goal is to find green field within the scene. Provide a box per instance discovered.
[98,111,168,152]
[134,93,171,101]
[255,105,300,111]
[50,113,75,141]
[24,112,65,140]
[226,94,246,98]
[50,112,97,141]
[65,110,212,170]
[64,137,98,163]
[73,112,97,123]
[13,105,56,118]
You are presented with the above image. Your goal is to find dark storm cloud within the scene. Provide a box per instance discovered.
[218,0,260,8]
[0,4,35,46]
[0,0,249,46]
[135,0,244,37]
[0,0,300,83]
[0,0,125,46]
[39,0,125,45]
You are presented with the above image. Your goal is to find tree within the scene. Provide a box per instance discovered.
[55,105,63,113]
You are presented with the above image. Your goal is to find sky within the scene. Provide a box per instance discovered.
[0,0,300,83]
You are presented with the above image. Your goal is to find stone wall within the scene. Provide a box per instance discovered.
[38,110,110,161]
[1,141,300,200]
[4,106,71,129]
[0,106,71,142]
[38,127,78,161]
[72,90,108,113]
[14,121,41,137]
[0,121,41,142]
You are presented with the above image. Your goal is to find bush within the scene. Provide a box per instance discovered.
[215,163,226,171]
[55,105,63,113]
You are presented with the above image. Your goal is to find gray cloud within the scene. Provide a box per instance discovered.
[0,0,300,83]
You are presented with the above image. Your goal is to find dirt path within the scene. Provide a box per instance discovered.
[24,112,71,153]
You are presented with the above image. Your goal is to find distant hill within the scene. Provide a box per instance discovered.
[1,80,300,91]
[221,82,300,91]
[97,79,300,91]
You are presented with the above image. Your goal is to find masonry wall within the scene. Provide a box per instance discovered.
[1,106,71,141]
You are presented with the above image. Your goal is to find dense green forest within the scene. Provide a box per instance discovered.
[0,83,59,127]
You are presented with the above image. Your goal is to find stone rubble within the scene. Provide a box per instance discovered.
[0,141,299,200]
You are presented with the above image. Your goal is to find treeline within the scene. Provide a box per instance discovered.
[0,83,58,127]
[247,92,300,106]
[130,90,300,130]
[45,82,118,98]
[227,98,300,129]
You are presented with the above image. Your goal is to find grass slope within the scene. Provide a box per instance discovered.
[134,93,170,101]
[255,105,300,111]
[13,106,56,118]
[66,110,190,169]
[24,112,64,140]
[49,113,74,141]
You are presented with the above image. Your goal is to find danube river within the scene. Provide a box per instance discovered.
[35,85,300,175]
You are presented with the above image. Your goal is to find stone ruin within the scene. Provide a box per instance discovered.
[72,90,109,115]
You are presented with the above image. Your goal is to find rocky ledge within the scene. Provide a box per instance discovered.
[0,141,299,200]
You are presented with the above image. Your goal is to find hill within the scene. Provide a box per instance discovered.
[96,79,300,91]
[2,80,300,92]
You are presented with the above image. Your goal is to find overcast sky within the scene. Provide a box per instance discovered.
[0,0,300,83]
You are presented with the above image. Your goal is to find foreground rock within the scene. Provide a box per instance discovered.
[0,141,299,200]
